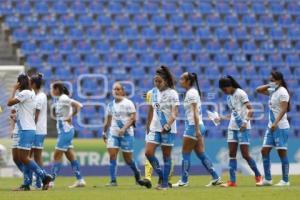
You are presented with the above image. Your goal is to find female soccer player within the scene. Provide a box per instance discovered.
[256,71,290,187]
[173,72,223,187]
[7,74,52,191]
[102,82,144,187]
[218,76,262,187]
[49,82,86,188]
[145,66,179,190]
[29,73,48,189]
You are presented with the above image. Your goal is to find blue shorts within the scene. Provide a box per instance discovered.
[107,134,134,152]
[32,134,46,149]
[184,124,206,140]
[263,128,289,150]
[56,128,74,152]
[11,132,19,149]
[18,130,36,150]
[146,131,175,146]
[227,129,250,145]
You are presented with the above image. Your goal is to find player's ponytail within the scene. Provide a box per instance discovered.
[17,73,30,91]
[30,73,44,90]
[219,75,242,89]
[271,70,290,112]
[156,65,175,89]
[187,72,202,97]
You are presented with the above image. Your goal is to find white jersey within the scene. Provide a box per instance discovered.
[184,88,203,125]
[227,88,251,130]
[148,88,180,133]
[268,87,290,129]
[55,94,82,133]
[35,92,47,135]
[106,98,136,137]
[15,90,36,131]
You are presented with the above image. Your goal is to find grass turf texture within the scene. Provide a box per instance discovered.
[0,176,299,200]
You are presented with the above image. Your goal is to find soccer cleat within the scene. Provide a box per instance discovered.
[255,176,263,185]
[256,179,273,186]
[48,181,54,188]
[138,178,152,189]
[69,179,86,188]
[105,181,118,187]
[172,180,189,188]
[220,181,237,187]
[274,180,290,187]
[205,177,223,187]
[13,185,31,191]
[42,174,53,190]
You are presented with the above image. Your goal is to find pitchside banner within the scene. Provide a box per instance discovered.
[0,138,300,177]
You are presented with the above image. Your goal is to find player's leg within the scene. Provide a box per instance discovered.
[274,129,289,186]
[18,130,52,191]
[65,148,86,188]
[238,130,262,184]
[161,145,172,189]
[51,149,64,182]
[194,136,222,187]
[32,135,45,189]
[106,148,119,186]
[258,128,274,186]
[173,137,195,187]
[144,159,153,181]
[12,148,23,173]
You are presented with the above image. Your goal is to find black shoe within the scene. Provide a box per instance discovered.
[13,184,30,191]
[142,179,152,189]
[42,174,53,190]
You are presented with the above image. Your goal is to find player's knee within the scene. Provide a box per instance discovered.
[261,148,268,156]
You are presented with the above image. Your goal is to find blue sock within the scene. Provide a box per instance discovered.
[163,157,171,188]
[229,158,237,183]
[15,162,24,173]
[246,158,261,177]
[26,160,45,180]
[109,159,117,182]
[35,173,42,188]
[51,162,62,181]
[196,152,219,180]
[280,156,289,182]
[70,160,83,180]
[181,153,191,183]
[262,154,272,181]
[146,155,163,179]
[127,161,140,176]
[23,165,33,186]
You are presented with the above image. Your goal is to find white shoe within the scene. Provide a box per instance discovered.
[172,180,189,188]
[68,179,86,188]
[274,180,290,187]
[48,181,54,188]
[256,179,273,186]
[206,177,223,187]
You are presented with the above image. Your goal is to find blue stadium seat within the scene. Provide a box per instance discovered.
[196,27,213,40]
[48,54,63,67]
[286,54,300,67]
[206,14,222,27]
[215,27,231,40]
[177,53,193,66]
[122,53,137,67]
[60,14,76,28]
[40,41,56,55]
[187,14,203,27]
[187,41,202,54]
[223,66,240,77]
[278,14,293,28]
[86,27,102,41]
[233,2,249,15]
[215,54,231,67]
[169,14,185,26]
[114,14,130,27]
[206,40,221,54]
[240,66,257,79]
[257,65,271,76]
[15,2,31,15]
[159,53,174,65]
[104,27,121,40]
[88,1,104,15]
[95,41,110,54]
[161,2,177,14]
[151,15,167,27]
[178,2,195,13]
[233,27,248,40]
[76,41,92,55]
[23,16,39,29]
[0,2,14,16]
[232,54,248,66]
[26,55,43,68]
[169,40,185,53]
[85,54,100,67]
[198,2,213,15]
[268,54,285,67]
[34,1,49,15]
[52,2,68,15]
[242,14,257,27]
[124,2,140,14]
[102,53,119,66]
[259,14,275,28]
[195,53,211,66]
[70,1,86,15]
[216,2,231,15]
[78,15,94,28]
[69,28,84,41]
[12,28,29,42]
[270,27,284,41]
[143,2,159,14]
[58,41,73,54]
[107,2,123,14]
[260,41,276,54]
[114,40,129,53]
[41,15,57,28]
[131,40,148,53]
[242,41,258,54]
[66,54,82,67]
[178,26,193,39]
[251,27,267,41]
[287,28,300,40]
[49,29,65,41]
[204,66,220,79]
[20,42,37,56]
[223,40,240,54]
[97,15,112,26]
[4,16,21,29]
[159,27,176,39]
[252,3,267,15]
[132,14,149,26]
[269,2,285,15]
[287,1,300,15]
[224,14,239,27]
[123,27,139,40]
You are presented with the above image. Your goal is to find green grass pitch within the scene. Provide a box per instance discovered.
[0,175,299,200]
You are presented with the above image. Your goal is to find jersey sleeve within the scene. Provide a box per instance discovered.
[239,90,249,104]
[186,90,198,104]
[106,102,113,116]
[126,100,136,114]
[170,90,180,106]
[279,88,290,102]
[35,95,43,110]
[16,90,30,102]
